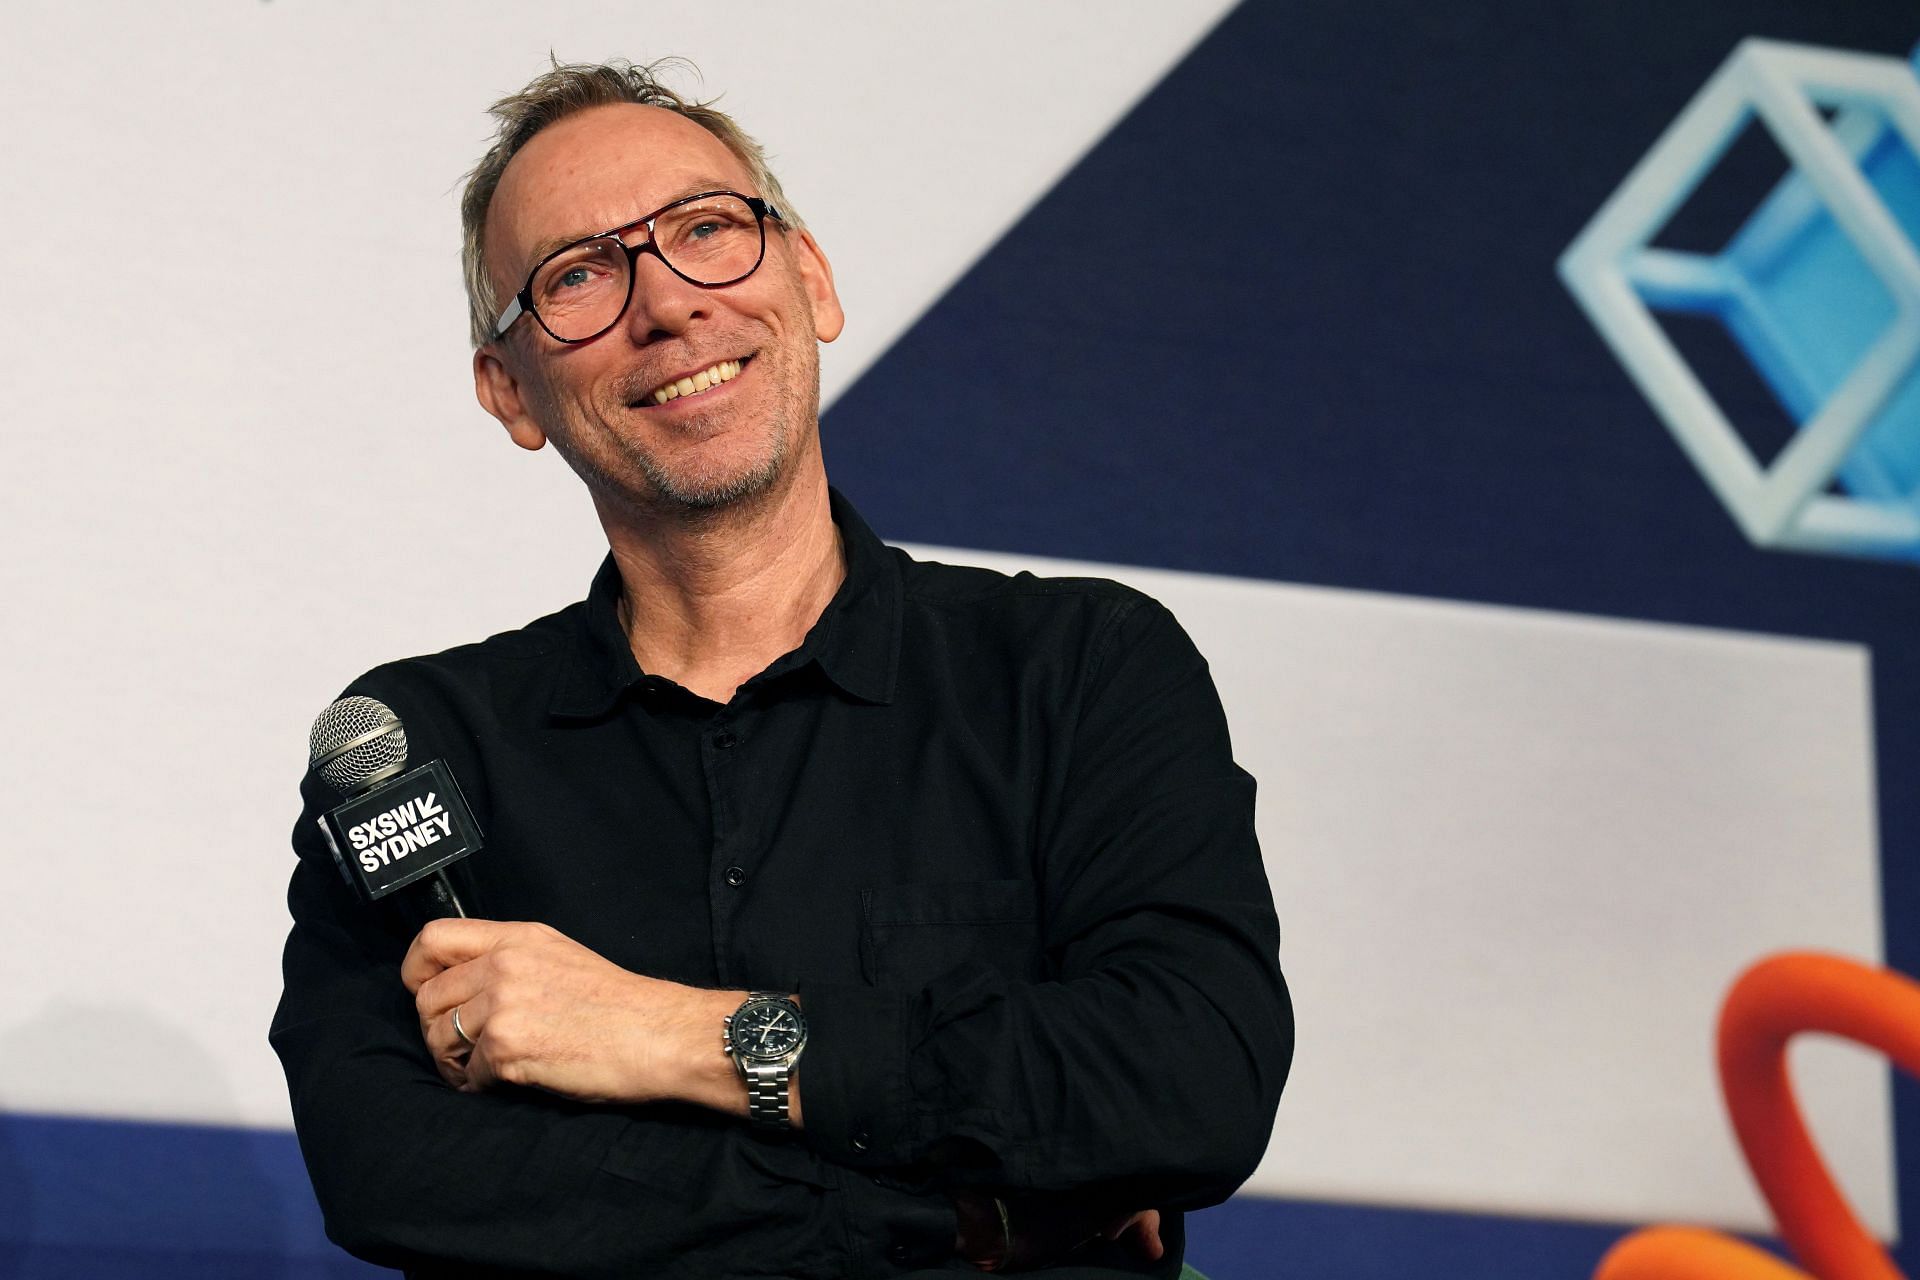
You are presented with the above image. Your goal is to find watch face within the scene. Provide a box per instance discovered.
[733,1001,803,1060]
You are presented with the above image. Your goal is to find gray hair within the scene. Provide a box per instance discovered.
[460,57,802,348]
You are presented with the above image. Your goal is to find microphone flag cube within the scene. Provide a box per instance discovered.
[317,759,484,901]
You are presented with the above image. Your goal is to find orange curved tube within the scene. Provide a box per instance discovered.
[1718,951,1916,1280]
[1595,1226,1809,1280]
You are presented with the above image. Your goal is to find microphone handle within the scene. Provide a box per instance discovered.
[426,870,468,919]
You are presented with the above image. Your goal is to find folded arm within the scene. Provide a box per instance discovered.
[273,596,1288,1273]
[796,599,1294,1208]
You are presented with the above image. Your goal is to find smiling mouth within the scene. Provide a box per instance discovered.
[642,358,748,406]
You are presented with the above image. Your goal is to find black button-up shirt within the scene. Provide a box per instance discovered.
[271,492,1291,1279]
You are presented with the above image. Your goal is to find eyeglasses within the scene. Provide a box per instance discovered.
[491,190,783,344]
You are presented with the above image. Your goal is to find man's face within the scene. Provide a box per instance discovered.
[474,104,844,514]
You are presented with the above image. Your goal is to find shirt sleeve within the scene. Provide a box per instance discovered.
[797,596,1293,1209]
[270,681,954,1277]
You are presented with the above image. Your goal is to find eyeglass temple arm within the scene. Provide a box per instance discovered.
[492,295,525,342]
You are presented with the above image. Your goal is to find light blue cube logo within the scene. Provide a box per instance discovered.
[1560,38,1920,563]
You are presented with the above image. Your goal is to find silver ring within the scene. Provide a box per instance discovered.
[451,1004,473,1049]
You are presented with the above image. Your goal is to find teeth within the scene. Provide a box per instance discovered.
[649,359,742,405]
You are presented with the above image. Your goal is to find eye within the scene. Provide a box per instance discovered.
[658,200,755,258]
[533,241,625,309]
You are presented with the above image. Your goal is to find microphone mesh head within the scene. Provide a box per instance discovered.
[309,696,409,794]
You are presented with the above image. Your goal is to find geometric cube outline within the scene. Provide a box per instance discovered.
[1559,38,1920,563]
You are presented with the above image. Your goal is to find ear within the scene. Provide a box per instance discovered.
[790,228,845,343]
[473,345,548,452]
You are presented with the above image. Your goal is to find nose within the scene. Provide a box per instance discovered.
[621,246,709,345]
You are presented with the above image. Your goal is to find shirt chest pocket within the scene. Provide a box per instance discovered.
[858,879,1042,989]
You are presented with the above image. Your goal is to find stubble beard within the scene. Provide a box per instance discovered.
[548,343,821,519]
[633,407,789,511]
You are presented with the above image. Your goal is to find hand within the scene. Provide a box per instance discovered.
[401,918,742,1107]
[954,1193,1164,1270]
[1023,1206,1164,1269]
[1099,1210,1166,1263]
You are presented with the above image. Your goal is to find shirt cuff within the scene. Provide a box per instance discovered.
[797,979,915,1166]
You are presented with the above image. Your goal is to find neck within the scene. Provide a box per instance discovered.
[594,461,844,705]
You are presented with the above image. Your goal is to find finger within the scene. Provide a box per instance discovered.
[428,989,496,1087]
[415,955,492,1022]
[1125,1210,1165,1262]
[400,918,522,992]
[427,1021,468,1090]
[464,1029,507,1093]
[432,1047,469,1091]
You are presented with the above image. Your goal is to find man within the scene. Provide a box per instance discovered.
[273,59,1291,1278]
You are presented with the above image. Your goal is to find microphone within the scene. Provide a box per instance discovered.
[306,695,483,919]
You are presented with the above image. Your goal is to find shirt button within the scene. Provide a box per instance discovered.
[851,1127,871,1152]
[723,866,747,887]
[887,1243,912,1265]
[714,729,739,748]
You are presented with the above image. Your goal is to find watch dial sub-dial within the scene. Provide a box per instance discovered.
[736,1003,802,1058]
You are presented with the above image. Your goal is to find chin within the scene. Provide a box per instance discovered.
[643,410,797,509]
[639,448,787,512]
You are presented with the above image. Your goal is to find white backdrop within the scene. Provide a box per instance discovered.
[0,0,1234,1124]
[0,0,1892,1240]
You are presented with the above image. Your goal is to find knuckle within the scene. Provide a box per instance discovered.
[486,1009,520,1049]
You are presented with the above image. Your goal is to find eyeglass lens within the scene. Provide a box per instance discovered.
[529,193,765,341]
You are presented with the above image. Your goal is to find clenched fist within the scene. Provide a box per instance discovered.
[401,918,767,1117]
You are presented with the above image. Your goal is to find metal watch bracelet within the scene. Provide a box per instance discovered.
[742,1058,792,1128]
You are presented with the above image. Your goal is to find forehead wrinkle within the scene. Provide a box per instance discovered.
[516,177,750,277]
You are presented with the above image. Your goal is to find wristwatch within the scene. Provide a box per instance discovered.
[723,992,807,1129]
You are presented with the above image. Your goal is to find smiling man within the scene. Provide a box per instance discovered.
[272,60,1291,1279]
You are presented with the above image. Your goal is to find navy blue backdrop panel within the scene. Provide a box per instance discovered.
[824,1,1920,1275]
[826,0,1917,624]
[0,1112,373,1279]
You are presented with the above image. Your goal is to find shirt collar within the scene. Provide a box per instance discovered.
[549,487,901,719]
